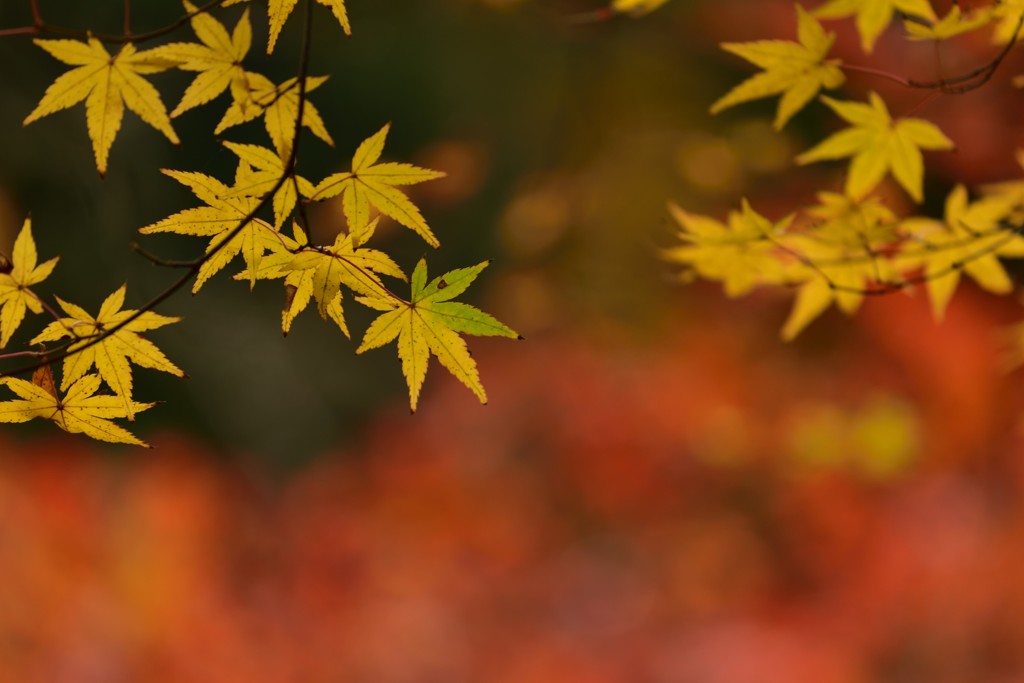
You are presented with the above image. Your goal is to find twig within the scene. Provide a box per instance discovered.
[131,242,195,268]
[7,0,229,44]
[843,15,1024,95]
[0,0,317,379]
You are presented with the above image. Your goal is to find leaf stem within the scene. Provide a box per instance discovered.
[0,0,317,379]
[840,63,911,87]
[0,26,37,37]
[131,242,195,268]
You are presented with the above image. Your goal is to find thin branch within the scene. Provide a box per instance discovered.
[27,290,67,327]
[917,17,1021,90]
[0,0,317,379]
[13,0,229,44]
[131,242,195,268]
[841,15,1024,95]
[0,26,37,38]
[0,349,48,362]
[909,15,1023,93]
[840,63,912,87]
[772,228,1020,297]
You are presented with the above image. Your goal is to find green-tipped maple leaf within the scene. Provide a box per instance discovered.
[139,164,285,291]
[796,92,954,203]
[710,5,845,129]
[216,72,333,155]
[24,38,179,176]
[311,124,446,246]
[30,285,183,420]
[222,141,314,228]
[814,0,936,52]
[278,219,405,336]
[0,219,58,348]
[356,259,519,412]
[226,0,350,53]
[900,185,1024,320]
[147,0,252,118]
[0,368,153,446]
[904,5,994,41]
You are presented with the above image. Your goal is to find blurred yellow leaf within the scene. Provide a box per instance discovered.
[796,92,953,202]
[711,5,845,129]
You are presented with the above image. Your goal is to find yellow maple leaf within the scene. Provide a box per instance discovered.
[225,0,350,53]
[777,237,891,340]
[147,0,252,118]
[216,72,333,155]
[796,92,954,203]
[24,38,179,176]
[0,219,58,348]
[276,219,406,336]
[30,285,183,420]
[0,368,153,446]
[222,141,314,228]
[900,184,1024,319]
[774,193,900,339]
[805,191,900,248]
[662,200,791,297]
[310,124,447,246]
[356,259,519,412]
[710,5,845,129]
[139,165,284,291]
[991,0,1024,44]
[814,0,936,52]
[980,149,1024,213]
[904,5,994,41]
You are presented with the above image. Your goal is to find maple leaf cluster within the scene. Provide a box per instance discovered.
[668,1,1024,342]
[0,221,179,445]
[0,0,519,445]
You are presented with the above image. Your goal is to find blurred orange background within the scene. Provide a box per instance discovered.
[3,0,1024,680]
[4,286,1024,682]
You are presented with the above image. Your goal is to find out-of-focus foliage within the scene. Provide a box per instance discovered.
[2,288,1024,680]
[669,0,1024,346]
[710,5,844,130]
[0,0,1023,677]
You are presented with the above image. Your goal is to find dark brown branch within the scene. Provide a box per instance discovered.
[8,0,229,44]
[0,26,36,37]
[842,15,1024,95]
[131,242,194,268]
[1,0,317,379]
[773,228,1020,297]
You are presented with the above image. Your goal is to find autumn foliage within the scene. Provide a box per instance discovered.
[0,0,518,445]
[668,0,1024,348]
[3,0,1024,677]
[2,291,1024,681]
